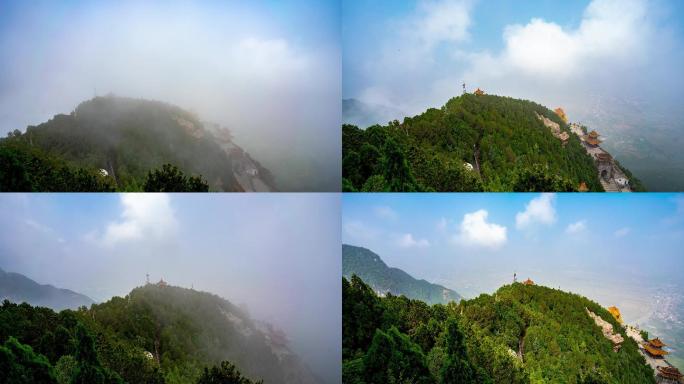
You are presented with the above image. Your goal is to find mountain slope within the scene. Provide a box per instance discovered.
[0,95,276,192]
[342,93,641,192]
[0,283,319,384]
[342,244,461,305]
[343,275,655,384]
[0,267,93,311]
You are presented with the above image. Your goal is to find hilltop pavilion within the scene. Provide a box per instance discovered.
[584,130,601,147]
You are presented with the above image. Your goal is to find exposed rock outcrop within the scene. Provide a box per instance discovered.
[586,308,624,352]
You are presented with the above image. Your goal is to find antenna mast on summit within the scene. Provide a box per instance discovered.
[462,82,466,94]
[146,273,150,285]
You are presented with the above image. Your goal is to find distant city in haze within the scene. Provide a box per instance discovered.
[343,0,684,190]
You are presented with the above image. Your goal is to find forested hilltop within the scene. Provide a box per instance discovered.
[343,275,655,384]
[0,95,276,192]
[343,93,641,192]
[0,283,318,384]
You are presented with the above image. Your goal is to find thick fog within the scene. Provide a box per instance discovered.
[0,193,341,384]
[0,0,340,191]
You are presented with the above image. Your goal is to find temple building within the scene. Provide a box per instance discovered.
[656,366,682,383]
[584,130,601,147]
[156,278,168,288]
[474,88,485,96]
[643,338,669,358]
[608,306,624,325]
[523,278,535,286]
[596,152,615,180]
[554,107,568,123]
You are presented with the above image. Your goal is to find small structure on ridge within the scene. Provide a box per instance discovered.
[554,107,568,123]
[608,306,624,325]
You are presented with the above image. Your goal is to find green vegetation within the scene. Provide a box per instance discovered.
[0,284,311,384]
[144,164,209,192]
[196,361,263,384]
[0,95,274,192]
[343,275,655,384]
[342,244,461,305]
[343,94,614,192]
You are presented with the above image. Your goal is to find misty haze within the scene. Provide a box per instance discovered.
[0,193,341,384]
[0,1,340,192]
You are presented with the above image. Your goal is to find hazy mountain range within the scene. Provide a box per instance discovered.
[0,267,94,310]
[342,244,461,305]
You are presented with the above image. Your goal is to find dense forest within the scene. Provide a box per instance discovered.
[343,275,655,384]
[0,284,317,384]
[0,95,275,192]
[342,245,461,305]
[343,94,643,192]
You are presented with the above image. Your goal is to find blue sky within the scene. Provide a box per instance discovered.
[0,193,341,384]
[343,0,684,120]
[343,193,684,298]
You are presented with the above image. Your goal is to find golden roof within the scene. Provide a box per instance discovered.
[643,343,669,356]
[474,88,485,95]
[649,338,666,347]
[554,107,568,123]
[578,182,589,192]
[523,278,534,286]
[607,306,623,324]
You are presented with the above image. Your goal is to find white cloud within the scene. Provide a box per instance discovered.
[374,206,398,220]
[614,227,631,237]
[516,194,557,230]
[357,0,475,111]
[102,194,177,246]
[411,0,474,47]
[467,0,650,80]
[565,220,587,234]
[455,209,507,250]
[397,233,430,248]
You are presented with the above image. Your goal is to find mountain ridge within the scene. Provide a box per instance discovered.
[343,274,657,384]
[0,95,277,192]
[343,93,645,192]
[0,281,320,384]
[342,244,461,305]
[0,267,94,311]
